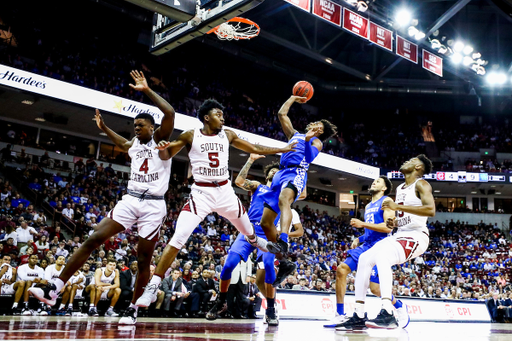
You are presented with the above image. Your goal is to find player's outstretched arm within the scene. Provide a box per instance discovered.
[155,130,192,160]
[278,96,307,140]
[234,154,264,193]
[95,109,134,152]
[129,70,175,143]
[225,130,298,155]
[382,180,435,217]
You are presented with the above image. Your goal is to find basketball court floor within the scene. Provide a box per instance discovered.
[0,316,508,341]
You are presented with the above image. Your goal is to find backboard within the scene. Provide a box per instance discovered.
[150,0,265,55]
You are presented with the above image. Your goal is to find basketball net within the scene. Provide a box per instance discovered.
[208,17,260,41]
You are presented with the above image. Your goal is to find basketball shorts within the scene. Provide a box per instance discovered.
[346,244,380,284]
[229,222,267,262]
[182,182,247,220]
[107,194,166,241]
[1,283,15,295]
[372,229,430,265]
[263,168,307,214]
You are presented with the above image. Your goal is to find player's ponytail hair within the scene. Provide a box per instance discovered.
[380,175,393,196]
[197,99,225,122]
[417,154,433,175]
[318,119,338,143]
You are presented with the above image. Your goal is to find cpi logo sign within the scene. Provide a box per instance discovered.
[321,298,334,313]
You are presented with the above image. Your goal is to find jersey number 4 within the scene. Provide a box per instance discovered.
[139,159,149,174]
[208,152,219,168]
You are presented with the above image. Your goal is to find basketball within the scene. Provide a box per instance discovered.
[292,81,314,102]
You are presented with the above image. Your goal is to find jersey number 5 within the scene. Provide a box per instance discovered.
[139,159,149,174]
[397,202,404,218]
[208,152,219,168]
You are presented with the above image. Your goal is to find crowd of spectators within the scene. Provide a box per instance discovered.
[1,150,512,318]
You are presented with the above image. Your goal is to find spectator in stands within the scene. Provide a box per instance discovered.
[162,269,189,317]
[193,269,217,314]
[16,220,38,250]
[292,277,309,290]
[1,220,17,245]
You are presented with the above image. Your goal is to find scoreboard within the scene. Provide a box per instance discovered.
[387,171,507,183]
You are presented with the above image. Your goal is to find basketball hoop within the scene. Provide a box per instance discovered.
[207,17,260,41]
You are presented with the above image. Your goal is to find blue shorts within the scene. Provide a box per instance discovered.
[345,244,380,284]
[263,167,307,213]
[229,222,267,262]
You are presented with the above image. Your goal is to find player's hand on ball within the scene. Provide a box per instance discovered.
[350,218,364,228]
[281,141,298,153]
[155,140,171,150]
[94,109,106,131]
[249,154,265,162]
[386,217,397,228]
[129,70,149,92]
[290,95,308,103]
[382,200,398,211]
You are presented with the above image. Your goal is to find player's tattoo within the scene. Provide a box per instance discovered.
[236,159,258,191]
[253,145,281,153]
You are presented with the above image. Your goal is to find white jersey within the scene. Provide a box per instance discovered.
[70,271,85,285]
[395,179,428,233]
[91,267,116,285]
[17,264,44,281]
[44,264,64,284]
[1,263,13,283]
[276,209,301,232]
[189,127,230,183]
[128,137,172,196]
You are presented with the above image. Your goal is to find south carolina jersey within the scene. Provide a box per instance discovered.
[361,196,390,247]
[189,127,230,183]
[17,264,44,281]
[248,184,270,223]
[44,264,64,284]
[128,137,172,196]
[279,132,318,169]
[395,179,428,232]
[90,267,116,285]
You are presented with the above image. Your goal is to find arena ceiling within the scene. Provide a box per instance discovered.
[3,0,512,197]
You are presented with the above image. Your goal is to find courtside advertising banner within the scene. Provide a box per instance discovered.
[342,8,369,39]
[396,35,418,64]
[312,0,341,26]
[422,49,443,77]
[369,22,393,51]
[260,292,491,322]
[0,63,380,179]
[284,0,311,12]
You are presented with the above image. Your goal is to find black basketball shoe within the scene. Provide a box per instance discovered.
[267,238,288,256]
[335,312,368,331]
[365,309,398,329]
[206,301,227,320]
[273,259,297,287]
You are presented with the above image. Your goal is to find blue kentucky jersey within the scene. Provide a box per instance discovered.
[361,195,389,247]
[248,184,271,223]
[279,132,317,169]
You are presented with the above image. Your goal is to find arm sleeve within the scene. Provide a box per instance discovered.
[304,138,320,163]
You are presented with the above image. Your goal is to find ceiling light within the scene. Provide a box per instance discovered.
[471,191,477,194]
[447,39,454,47]
[463,45,474,55]
[434,190,440,193]
[239,153,247,156]
[431,39,441,49]
[487,72,507,85]
[472,52,481,60]
[463,56,474,66]
[99,132,107,136]
[451,53,463,64]
[453,41,465,53]
[496,192,502,195]
[22,100,34,105]
[438,45,448,54]
[356,1,368,12]
[408,26,418,37]
[414,31,425,40]
[395,9,412,27]
[325,58,333,64]
[338,177,347,180]
[35,117,45,122]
